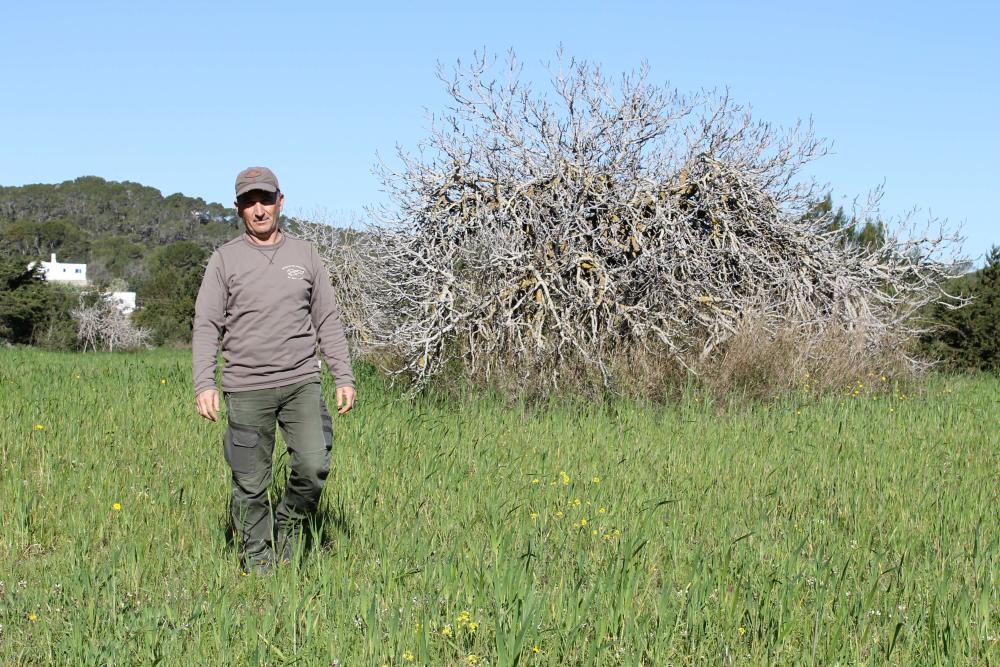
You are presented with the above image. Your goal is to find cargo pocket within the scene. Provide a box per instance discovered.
[224,421,260,474]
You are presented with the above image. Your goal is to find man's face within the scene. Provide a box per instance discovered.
[236,189,284,238]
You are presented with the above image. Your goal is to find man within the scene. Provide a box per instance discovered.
[192,166,355,572]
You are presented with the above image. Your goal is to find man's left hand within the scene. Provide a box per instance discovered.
[336,386,356,414]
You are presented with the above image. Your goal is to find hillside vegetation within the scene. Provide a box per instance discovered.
[0,176,240,286]
[0,177,250,347]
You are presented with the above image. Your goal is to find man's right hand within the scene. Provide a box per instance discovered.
[196,389,220,422]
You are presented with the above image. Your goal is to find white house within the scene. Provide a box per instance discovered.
[37,253,88,284]
[109,292,137,315]
[29,254,136,315]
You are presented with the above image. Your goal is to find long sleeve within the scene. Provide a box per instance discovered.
[192,252,226,395]
[309,247,355,388]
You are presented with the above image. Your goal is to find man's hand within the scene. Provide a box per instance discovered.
[336,386,356,415]
[196,389,220,422]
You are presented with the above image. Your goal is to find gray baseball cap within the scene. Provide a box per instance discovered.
[235,166,280,197]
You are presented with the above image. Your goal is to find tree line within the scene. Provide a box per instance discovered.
[1,176,997,374]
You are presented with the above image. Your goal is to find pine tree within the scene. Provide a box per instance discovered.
[921,246,1000,371]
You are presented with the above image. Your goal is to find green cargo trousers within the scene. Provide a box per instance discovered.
[223,378,333,566]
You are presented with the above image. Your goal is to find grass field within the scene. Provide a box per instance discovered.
[1,348,997,665]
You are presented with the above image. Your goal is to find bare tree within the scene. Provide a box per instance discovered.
[72,293,149,352]
[301,51,965,393]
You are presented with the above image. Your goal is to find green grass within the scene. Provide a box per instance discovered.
[1,348,997,665]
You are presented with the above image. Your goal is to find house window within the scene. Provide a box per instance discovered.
[75,268,82,274]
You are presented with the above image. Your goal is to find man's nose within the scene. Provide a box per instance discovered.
[252,203,266,217]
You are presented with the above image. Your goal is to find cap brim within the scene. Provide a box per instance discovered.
[236,182,279,197]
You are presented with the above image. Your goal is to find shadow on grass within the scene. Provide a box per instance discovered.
[220,492,354,559]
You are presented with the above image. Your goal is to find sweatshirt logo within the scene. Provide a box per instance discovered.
[282,264,306,280]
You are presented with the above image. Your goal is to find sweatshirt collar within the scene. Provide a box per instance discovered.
[242,231,286,250]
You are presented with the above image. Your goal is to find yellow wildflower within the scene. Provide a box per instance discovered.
[530,512,538,521]
[592,476,601,484]
[532,645,541,654]
[739,626,747,636]
[598,506,607,514]
[441,625,453,637]
[580,518,588,526]
[572,498,581,507]
[112,502,122,511]
[531,478,540,485]
[467,621,478,632]
[28,612,38,622]
[457,611,471,624]
[403,650,415,662]
[467,655,479,665]
[555,511,564,519]
[560,470,570,485]
[160,379,167,384]
[33,424,45,431]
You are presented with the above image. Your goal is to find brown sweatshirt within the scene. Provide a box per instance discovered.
[191,233,354,394]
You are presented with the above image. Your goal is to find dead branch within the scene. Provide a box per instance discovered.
[300,52,965,392]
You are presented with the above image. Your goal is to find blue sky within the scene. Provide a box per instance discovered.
[2,0,997,261]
